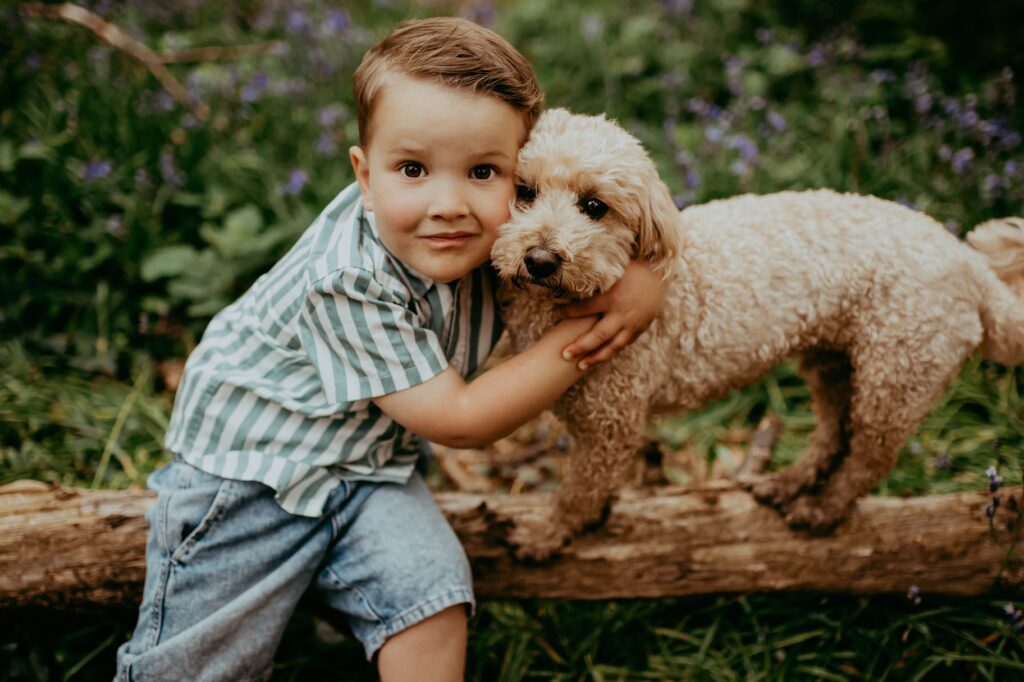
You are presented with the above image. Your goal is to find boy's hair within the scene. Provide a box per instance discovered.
[353,17,543,146]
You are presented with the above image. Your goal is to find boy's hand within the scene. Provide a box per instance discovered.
[560,260,669,370]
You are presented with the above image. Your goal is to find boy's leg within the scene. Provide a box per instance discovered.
[377,604,467,681]
[115,459,349,682]
[313,471,473,677]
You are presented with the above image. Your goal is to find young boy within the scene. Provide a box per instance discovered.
[116,17,667,681]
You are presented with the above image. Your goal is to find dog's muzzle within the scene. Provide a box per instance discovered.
[524,246,562,280]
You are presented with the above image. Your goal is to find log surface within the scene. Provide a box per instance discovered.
[1,479,1020,607]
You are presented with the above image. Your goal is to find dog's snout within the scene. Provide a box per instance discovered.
[524,246,562,279]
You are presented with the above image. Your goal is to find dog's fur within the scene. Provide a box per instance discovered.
[491,108,1024,560]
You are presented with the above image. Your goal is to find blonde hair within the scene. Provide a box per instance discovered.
[353,17,543,146]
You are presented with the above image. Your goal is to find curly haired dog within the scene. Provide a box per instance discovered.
[491,108,1024,560]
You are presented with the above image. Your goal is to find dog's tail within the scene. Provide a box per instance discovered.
[967,217,1024,365]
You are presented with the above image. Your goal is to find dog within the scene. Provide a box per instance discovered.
[491,108,1024,561]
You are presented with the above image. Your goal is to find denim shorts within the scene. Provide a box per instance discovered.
[114,458,473,681]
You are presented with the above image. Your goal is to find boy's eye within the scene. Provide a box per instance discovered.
[579,196,609,220]
[516,184,537,205]
[399,162,424,178]
[471,165,496,180]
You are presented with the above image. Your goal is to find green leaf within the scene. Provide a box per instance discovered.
[140,245,200,281]
[0,190,31,225]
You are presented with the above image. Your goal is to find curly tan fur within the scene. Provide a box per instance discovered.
[492,108,1024,560]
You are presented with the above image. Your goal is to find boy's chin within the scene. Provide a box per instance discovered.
[412,254,489,283]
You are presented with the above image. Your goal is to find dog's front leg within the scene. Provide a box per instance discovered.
[509,393,648,562]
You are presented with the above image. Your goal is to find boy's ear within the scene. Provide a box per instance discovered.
[348,146,374,212]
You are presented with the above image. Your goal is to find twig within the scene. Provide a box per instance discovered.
[19,2,209,120]
[158,42,283,64]
[735,413,783,482]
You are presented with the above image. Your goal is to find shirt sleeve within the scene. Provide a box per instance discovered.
[298,266,449,403]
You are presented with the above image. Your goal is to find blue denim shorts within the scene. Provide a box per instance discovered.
[115,458,473,681]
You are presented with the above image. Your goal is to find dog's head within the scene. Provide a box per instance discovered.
[491,108,682,299]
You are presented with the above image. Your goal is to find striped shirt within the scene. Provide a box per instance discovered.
[164,182,503,516]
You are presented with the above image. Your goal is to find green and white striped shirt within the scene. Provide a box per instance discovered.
[165,182,503,516]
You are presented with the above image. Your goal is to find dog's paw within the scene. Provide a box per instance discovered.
[782,496,846,534]
[505,518,570,563]
[744,475,803,508]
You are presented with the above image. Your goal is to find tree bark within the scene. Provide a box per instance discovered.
[1,479,1020,608]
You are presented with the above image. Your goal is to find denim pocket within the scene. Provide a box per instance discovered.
[154,463,238,565]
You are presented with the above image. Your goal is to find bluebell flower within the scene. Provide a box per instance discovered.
[870,69,896,84]
[983,174,1003,195]
[1006,160,1019,177]
[729,160,748,177]
[906,585,921,605]
[286,9,310,36]
[286,168,308,196]
[805,45,827,68]
[82,159,113,183]
[241,72,269,103]
[951,148,974,176]
[767,111,787,132]
[685,170,701,189]
[315,132,338,156]
[728,134,758,162]
[705,127,724,144]
[661,0,693,17]
[324,9,349,34]
[160,151,185,187]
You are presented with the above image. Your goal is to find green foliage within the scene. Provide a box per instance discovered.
[2,0,1023,679]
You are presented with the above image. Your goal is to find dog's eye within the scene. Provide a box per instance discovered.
[579,197,609,220]
[516,184,537,205]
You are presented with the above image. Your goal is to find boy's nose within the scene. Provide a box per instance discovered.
[429,180,470,221]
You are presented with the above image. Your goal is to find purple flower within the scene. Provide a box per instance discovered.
[805,44,827,68]
[728,134,758,162]
[160,151,185,187]
[870,69,896,84]
[951,148,974,176]
[319,104,347,129]
[285,9,310,35]
[661,0,693,17]
[685,170,701,189]
[914,93,933,115]
[983,174,1003,195]
[324,9,349,34]
[82,159,113,183]
[987,466,1004,493]
[907,585,921,605]
[105,214,125,237]
[1006,160,1020,177]
[26,52,41,70]
[241,72,269,103]
[705,127,724,144]
[286,168,308,196]
[315,132,338,156]
[767,111,787,132]
[729,159,748,177]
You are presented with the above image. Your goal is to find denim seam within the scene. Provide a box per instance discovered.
[362,587,475,660]
[321,562,386,624]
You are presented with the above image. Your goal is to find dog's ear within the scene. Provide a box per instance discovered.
[634,178,683,272]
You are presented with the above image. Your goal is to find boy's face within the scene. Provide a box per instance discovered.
[349,75,528,283]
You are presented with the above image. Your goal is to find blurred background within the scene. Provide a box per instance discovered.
[2,0,1023,679]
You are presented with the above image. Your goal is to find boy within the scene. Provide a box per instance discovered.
[116,17,667,681]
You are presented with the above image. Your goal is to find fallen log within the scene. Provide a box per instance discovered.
[1,479,1020,608]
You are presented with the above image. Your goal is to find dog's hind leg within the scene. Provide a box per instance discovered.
[748,349,853,507]
[783,336,969,533]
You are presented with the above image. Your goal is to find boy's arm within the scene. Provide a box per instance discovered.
[560,260,670,369]
[373,316,594,449]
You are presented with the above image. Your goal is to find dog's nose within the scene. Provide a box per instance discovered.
[524,246,561,279]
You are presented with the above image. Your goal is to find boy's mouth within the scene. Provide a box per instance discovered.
[422,232,476,249]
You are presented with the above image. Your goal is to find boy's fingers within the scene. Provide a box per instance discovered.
[577,330,633,370]
[561,316,618,359]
